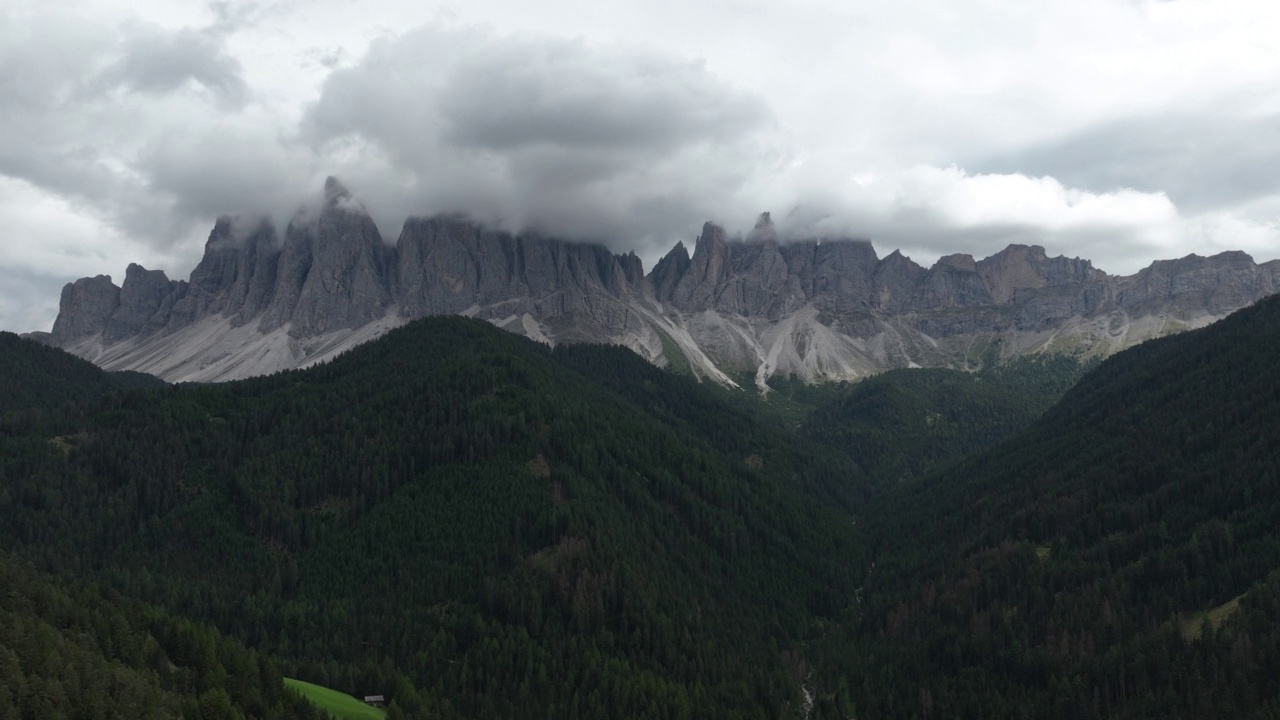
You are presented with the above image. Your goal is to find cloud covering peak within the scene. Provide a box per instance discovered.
[300,26,779,245]
[2,0,1279,332]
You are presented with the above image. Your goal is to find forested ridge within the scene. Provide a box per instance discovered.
[1,319,867,719]
[0,331,160,434]
[843,294,1280,719]
[0,549,322,720]
[800,353,1094,484]
[2,293,1280,718]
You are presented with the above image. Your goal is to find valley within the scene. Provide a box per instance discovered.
[7,2,1280,717]
[2,291,1279,718]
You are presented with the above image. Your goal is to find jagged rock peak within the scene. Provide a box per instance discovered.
[104,265,177,343]
[675,223,731,304]
[935,253,977,272]
[618,251,645,286]
[748,212,779,243]
[1149,250,1257,272]
[693,222,729,257]
[210,215,234,241]
[648,240,692,301]
[324,176,351,202]
[50,275,120,345]
[205,214,275,250]
[323,175,370,216]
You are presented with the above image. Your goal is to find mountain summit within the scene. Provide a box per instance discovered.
[39,178,1280,384]
[323,175,351,204]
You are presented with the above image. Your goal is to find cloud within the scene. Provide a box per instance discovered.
[3,0,1280,332]
[97,22,249,107]
[763,163,1280,276]
[301,26,779,253]
[0,15,782,330]
[0,175,191,333]
[0,5,319,263]
[757,165,1184,274]
[136,114,319,229]
[971,111,1280,215]
[435,39,766,153]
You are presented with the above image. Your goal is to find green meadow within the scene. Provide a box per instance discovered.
[284,678,386,720]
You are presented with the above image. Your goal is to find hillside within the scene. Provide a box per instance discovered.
[0,331,160,424]
[0,549,322,719]
[0,316,867,719]
[843,293,1280,718]
[7,290,1280,717]
[800,353,1093,483]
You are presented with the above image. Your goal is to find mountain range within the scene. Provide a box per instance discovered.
[34,177,1280,384]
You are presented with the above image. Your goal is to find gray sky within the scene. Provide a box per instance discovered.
[3,0,1279,332]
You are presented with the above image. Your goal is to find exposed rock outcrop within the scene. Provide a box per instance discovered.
[175,216,281,327]
[282,178,397,335]
[50,275,120,345]
[103,264,181,343]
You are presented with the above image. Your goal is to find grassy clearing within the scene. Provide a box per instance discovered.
[654,327,693,376]
[1180,593,1246,641]
[284,678,386,720]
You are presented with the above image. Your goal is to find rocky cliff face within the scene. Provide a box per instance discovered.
[40,178,1280,386]
[50,275,121,345]
[275,178,397,336]
[178,217,280,328]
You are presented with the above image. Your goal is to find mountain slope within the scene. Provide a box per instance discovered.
[802,354,1095,483]
[0,331,162,445]
[0,549,321,720]
[844,293,1280,718]
[0,317,867,719]
[38,179,1280,384]
[0,331,159,412]
[9,266,1280,717]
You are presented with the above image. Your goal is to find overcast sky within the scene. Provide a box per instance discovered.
[3,0,1279,332]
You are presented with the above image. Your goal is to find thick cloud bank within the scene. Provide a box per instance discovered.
[2,0,1279,332]
[300,27,779,250]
